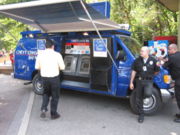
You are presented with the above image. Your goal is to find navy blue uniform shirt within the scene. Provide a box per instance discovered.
[163,52,180,80]
[132,56,160,78]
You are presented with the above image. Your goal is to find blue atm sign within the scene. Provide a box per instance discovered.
[93,38,107,57]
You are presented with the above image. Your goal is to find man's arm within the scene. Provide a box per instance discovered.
[130,70,136,90]
[154,59,160,75]
[163,58,171,69]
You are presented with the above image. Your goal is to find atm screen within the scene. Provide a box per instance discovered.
[64,57,72,71]
[79,58,90,73]
[81,63,89,70]
[63,55,77,75]
[77,56,90,76]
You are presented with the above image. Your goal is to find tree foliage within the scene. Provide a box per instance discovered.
[88,0,178,45]
[0,0,30,51]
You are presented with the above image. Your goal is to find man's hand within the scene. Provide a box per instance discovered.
[130,70,136,90]
[164,58,168,62]
[130,82,134,90]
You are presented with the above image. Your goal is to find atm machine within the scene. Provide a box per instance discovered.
[62,38,91,85]
[62,37,112,91]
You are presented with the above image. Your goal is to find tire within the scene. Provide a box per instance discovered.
[32,74,44,95]
[130,88,162,115]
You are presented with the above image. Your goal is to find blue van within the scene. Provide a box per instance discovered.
[14,29,173,115]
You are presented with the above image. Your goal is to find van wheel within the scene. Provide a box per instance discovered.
[32,74,44,95]
[130,88,162,115]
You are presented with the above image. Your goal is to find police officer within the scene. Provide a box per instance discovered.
[163,44,180,123]
[130,46,160,123]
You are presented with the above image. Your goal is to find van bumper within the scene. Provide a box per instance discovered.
[160,88,174,103]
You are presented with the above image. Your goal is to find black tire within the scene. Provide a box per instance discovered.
[130,88,162,115]
[32,74,44,95]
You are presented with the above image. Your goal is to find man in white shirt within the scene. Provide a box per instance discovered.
[35,39,65,120]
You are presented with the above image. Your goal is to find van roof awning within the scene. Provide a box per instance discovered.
[156,0,178,12]
[0,0,120,33]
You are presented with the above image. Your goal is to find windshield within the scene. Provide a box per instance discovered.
[117,35,142,56]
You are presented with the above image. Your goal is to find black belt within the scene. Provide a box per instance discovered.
[137,77,153,80]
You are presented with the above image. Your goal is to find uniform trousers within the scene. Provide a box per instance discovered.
[135,79,153,115]
[175,78,180,111]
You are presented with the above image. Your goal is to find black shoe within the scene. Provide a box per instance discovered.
[51,113,60,120]
[174,118,180,123]
[138,115,144,123]
[175,113,180,118]
[40,110,46,118]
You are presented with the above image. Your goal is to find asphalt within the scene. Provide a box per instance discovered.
[27,90,180,135]
[0,74,180,135]
[0,74,31,135]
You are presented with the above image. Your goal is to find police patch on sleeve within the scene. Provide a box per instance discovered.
[149,61,153,65]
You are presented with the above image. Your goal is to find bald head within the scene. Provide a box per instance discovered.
[168,44,178,55]
[141,46,150,53]
[140,46,150,58]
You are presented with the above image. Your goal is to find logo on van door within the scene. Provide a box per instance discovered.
[15,50,37,60]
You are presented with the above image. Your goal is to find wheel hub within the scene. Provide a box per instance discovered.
[36,79,43,92]
[143,95,156,111]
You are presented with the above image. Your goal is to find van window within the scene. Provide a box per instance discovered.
[117,35,141,56]
[116,42,127,62]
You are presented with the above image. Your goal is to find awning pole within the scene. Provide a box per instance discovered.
[80,0,118,70]
[33,20,47,33]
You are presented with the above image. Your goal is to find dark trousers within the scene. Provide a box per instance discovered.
[41,76,60,115]
[175,78,180,111]
[135,79,153,115]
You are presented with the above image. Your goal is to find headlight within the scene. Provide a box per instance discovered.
[163,75,171,84]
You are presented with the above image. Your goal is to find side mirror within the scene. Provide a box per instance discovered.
[116,51,126,61]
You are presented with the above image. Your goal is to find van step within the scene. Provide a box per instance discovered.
[61,80,90,88]
[24,82,32,85]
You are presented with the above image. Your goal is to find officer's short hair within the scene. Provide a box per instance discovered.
[45,39,54,48]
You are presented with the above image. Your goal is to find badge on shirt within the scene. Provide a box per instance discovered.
[143,66,147,71]
[149,61,153,65]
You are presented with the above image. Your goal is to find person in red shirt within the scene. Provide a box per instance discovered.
[9,50,14,70]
